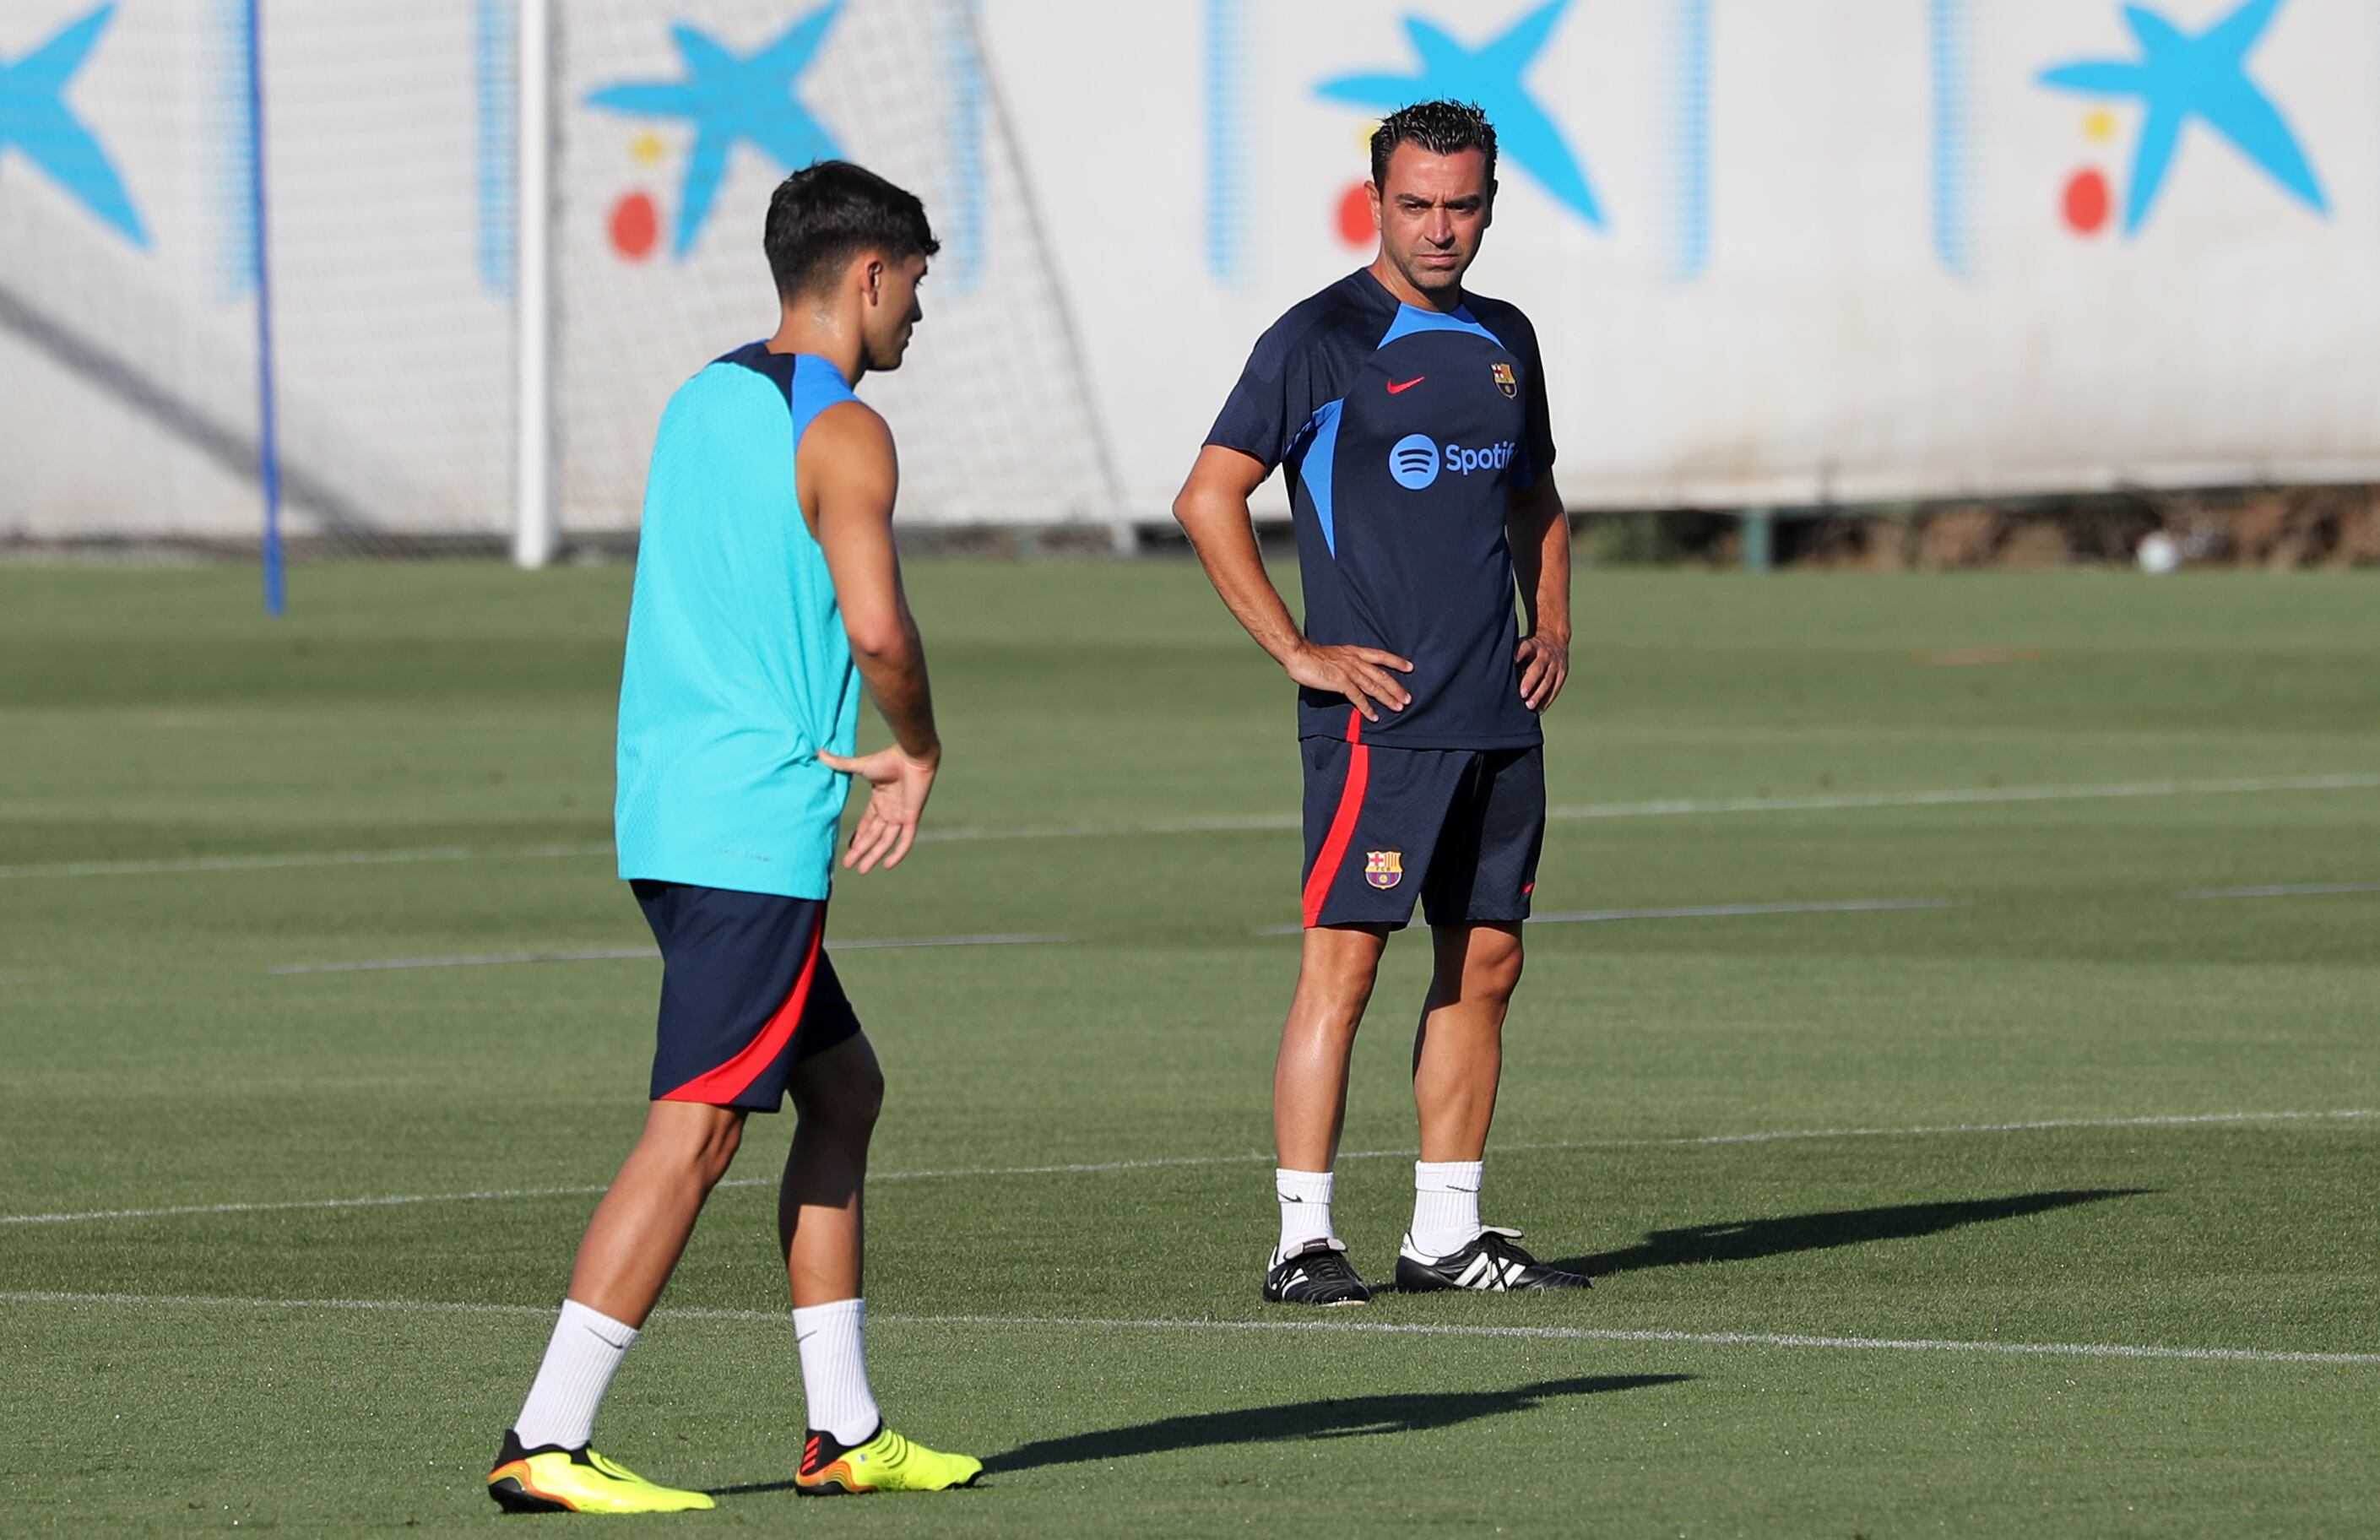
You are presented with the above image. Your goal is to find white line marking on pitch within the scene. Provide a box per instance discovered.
[1535,897,1971,924]
[299,903,1964,964]
[1544,773,2380,822]
[8,773,2373,880]
[2177,880,2380,900]
[1,1290,2372,1368]
[0,843,612,880]
[4,1109,2367,1228]
[890,1313,2380,1368]
[1257,897,1971,935]
[266,933,1072,976]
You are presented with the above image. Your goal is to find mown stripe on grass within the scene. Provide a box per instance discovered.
[1257,897,1971,935]
[3,1289,2374,1367]
[265,933,1073,975]
[1535,897,1970,924]
[4,1109,2368,1228]
[2177,880,2380,900]
[0,843,613,879]
[8,773,2376,880]
[298,901,1965,967]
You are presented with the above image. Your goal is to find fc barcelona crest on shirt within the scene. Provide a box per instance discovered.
[1490,361,1518,399]
[1365,850,1403,890]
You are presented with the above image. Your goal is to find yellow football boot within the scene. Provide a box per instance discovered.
[794,1423,984,1494]
[487,1429,716,1514]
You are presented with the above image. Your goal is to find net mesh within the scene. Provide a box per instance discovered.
[555,0,1115,534]
[1,2,262,545]
[0,0,513,550]
[0,0,1113,550]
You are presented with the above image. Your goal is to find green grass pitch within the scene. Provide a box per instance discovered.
[1,561,2375,1537]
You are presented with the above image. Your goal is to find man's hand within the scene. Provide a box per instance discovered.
[1515,632,1569,713]
[818,746,938,873]
[1286,640,1414,724]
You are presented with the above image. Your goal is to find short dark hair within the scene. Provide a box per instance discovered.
[1369,100,1499,191]
[763,160,940,301]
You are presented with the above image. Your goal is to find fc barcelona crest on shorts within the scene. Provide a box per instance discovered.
[1490,361,1518,399]
[1365,850,1403,890]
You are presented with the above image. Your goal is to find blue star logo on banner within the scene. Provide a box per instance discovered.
[0,3,149,247]
[586,2,843,258]
[2039,0,2326,236]
[1315,0,1601,228]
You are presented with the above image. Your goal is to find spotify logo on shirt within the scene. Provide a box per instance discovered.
[1388,435,1441,490]
[1389,436,1515,491]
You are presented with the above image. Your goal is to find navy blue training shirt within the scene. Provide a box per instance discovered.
[1206,268,1557,750]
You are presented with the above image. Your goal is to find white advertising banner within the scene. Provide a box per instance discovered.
[987,0,2380,512]
[3,0,2377,540]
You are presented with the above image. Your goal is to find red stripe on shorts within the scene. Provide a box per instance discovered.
[660,916,825,1105]
[1300,710,1370,929]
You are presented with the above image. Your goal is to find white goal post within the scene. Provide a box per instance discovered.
[513,0,557,570]
[518,0,1123,566]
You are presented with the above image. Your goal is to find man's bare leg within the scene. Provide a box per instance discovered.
[1411,922,1523,1163]
[500,1099,746,1487]
[778,1032,896,1454]
[1273,923,1393,1170]
[567,1100,749,1326]
[1265,925,1392,1303]
[778,1033,884,1307]
[1397,921,1587,1288]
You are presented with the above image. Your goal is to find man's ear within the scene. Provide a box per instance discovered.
[863,255,886,306]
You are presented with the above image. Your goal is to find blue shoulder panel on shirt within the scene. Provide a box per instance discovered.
[717,343,859,449]
[787,354,859,433]
[1294,399,1347,556]
[1376,303,1504,350]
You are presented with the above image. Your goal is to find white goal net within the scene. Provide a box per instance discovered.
[554,0,1117,537]
[0,0,1116,552]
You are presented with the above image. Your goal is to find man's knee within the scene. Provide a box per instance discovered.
[1293,925,1391,1027]
[641,1102,746,1189]
[1472,929,1525,999]
[1446,928,1523,1000]
[792,1036,884,1131]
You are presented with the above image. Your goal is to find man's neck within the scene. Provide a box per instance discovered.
[1366,254,1464,313]
[766,313,865,386]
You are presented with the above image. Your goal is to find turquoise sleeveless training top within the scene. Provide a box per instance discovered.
[614,344,864,899]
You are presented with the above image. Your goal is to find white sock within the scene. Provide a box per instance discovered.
[792,1297,881,1445]
[515,1299,638,1450]
[1410,1159,1485,1258]
[1275,1167,1336,1260]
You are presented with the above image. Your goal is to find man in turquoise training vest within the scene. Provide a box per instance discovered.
[487,160,979,1514]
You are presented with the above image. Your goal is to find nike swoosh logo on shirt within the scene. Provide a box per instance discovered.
[1386,377,1424,393]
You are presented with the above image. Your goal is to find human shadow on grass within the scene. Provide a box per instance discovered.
[708,1374,1689,1494]
[980,1373,1690,1476]
[1547,1188,2153,1278]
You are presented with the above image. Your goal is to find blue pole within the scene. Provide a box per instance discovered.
[246,0,285,615]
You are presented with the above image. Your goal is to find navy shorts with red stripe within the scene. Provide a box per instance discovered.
[1299,717,1546,930]
[632,879,864,1111]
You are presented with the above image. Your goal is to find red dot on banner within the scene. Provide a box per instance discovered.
[2063,168,2110,236]
[1336,182,1374,247]
[611,191,659,260]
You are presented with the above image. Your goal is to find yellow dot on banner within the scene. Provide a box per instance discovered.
[1357,119,1380,154]
[2083,109,2117,144]
[632,130,667,166]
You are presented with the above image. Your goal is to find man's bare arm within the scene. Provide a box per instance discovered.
[1505,472,1571,713]
[1171,444,1413,722]
[805,400,937,871]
